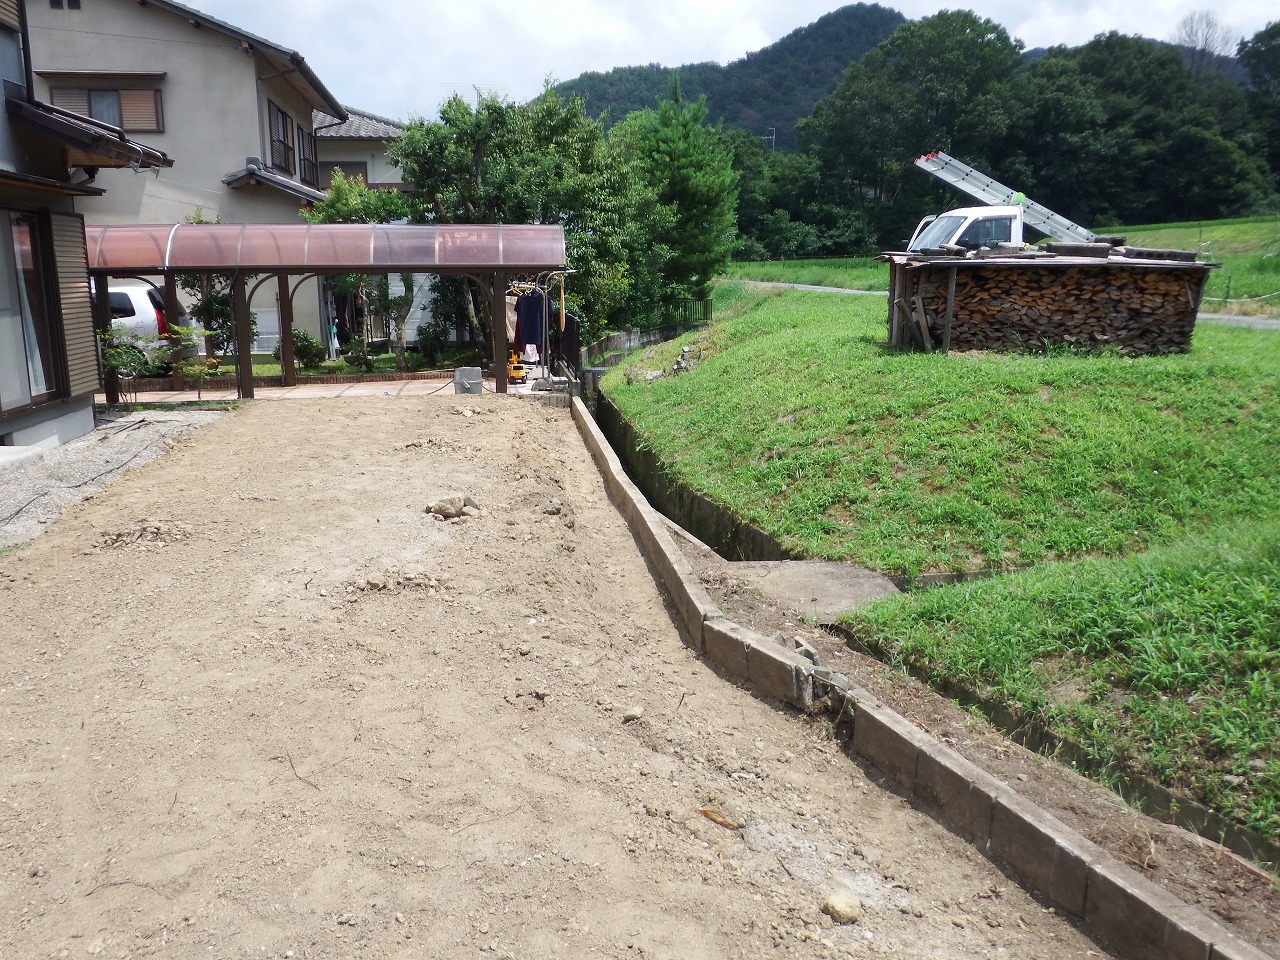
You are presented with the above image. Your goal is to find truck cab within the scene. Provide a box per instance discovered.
[906,205,1024,253]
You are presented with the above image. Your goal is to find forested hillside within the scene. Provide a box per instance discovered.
[553,3,905,150]
[728,13,1280,258]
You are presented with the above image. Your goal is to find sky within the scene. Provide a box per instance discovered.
[187,0,1276,123]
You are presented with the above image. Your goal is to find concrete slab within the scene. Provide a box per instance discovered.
[728,560,900,621]
[0,446,44,473]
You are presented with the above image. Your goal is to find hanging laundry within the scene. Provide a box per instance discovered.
[515,289,546,352]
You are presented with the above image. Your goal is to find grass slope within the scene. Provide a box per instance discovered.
[606,285,1280,578]
[721,257,889,291]
[841,522,1280,843]
[603,283,1280,846]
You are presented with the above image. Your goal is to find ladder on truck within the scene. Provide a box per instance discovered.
[914,151,1097,244]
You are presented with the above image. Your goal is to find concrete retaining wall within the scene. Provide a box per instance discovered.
[594,396,796,562]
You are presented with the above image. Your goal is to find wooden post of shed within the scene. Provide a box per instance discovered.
[233,271,254,399]
[277,274,297,387]
[492,271,508,394]
[886,260,899,346]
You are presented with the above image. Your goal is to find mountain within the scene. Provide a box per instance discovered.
[552,3,906,151]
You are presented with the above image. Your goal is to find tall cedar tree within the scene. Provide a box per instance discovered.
[614,82,739,302]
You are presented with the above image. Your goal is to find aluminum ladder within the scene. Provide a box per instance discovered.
[914,151,1097,244]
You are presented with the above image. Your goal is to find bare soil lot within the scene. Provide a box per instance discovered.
[0,398,1114,959]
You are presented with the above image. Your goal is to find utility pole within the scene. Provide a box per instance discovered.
[763,127,775,151]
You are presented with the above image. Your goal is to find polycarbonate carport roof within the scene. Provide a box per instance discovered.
[84,223,567,274]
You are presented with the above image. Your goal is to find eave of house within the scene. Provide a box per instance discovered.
[135,0,347,120]
[5,96,172,169]
[0,168,105,197]
[222,163,326,204]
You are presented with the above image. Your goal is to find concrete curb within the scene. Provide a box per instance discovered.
[569,396,1275,960]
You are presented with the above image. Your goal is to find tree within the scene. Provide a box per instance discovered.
[1172,11,1236,82]
[800,11,1023,244]
[1051,32,1273,223]
[610,81,738,300]
[1238,22,1280,175]
[389,89,666,343]
[302,170,415,368]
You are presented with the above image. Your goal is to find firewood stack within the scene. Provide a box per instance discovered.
[885,256,1214,355]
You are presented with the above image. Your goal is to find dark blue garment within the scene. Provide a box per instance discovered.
[516,290,545,349]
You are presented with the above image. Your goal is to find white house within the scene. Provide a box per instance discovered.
[25,0,348,352]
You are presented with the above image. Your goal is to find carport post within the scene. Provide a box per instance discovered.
[233,271,254,399]
[492,271,508,394]
[162,273,182,391]
[277,274,296,387]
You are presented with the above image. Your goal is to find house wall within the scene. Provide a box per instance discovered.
[316,139,404,187]
[0,15,94,449]
[25,1,328,342]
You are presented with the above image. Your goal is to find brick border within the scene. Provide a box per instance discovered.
[569,396,1275,960]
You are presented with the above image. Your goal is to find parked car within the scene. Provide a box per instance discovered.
[107,282,190,339]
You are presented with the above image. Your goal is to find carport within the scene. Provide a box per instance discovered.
[84,222,568,398]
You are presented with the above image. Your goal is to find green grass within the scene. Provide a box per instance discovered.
[606,284,1280,579]
[96,401,239,413]
[840,523,1280,844]
[722,257,889,291]
[603,282,1280,847]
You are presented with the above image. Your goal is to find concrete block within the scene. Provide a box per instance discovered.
[913,746,997,843]
[988,788,1099,918]
[1208,933,1277,960]
[1085,861,1213,960]
[850,693,922,792]
[703,618,750,678]
[744,634,814,709]
[643,519,716,644]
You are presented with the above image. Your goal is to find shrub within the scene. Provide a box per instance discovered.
[274,329,327,369]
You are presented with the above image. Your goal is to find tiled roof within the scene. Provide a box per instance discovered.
[314,106,404,140]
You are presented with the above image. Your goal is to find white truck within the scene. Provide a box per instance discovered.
[905,151,1100,253]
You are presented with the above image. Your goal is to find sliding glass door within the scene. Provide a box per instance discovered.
[0,210,56,414]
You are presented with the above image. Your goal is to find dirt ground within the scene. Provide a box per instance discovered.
[0,397,1124,960]
[683,543,1280,956]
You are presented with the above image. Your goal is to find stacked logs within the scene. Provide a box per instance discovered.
[891,259,1212,355]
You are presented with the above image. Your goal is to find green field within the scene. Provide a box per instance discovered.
[602,282,1280,849]
[721,257,889,291]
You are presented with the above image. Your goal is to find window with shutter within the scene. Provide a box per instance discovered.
[268,101,296,173]
[298,127,318,187]
[49,86,163,132]
[118,89,162,132]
